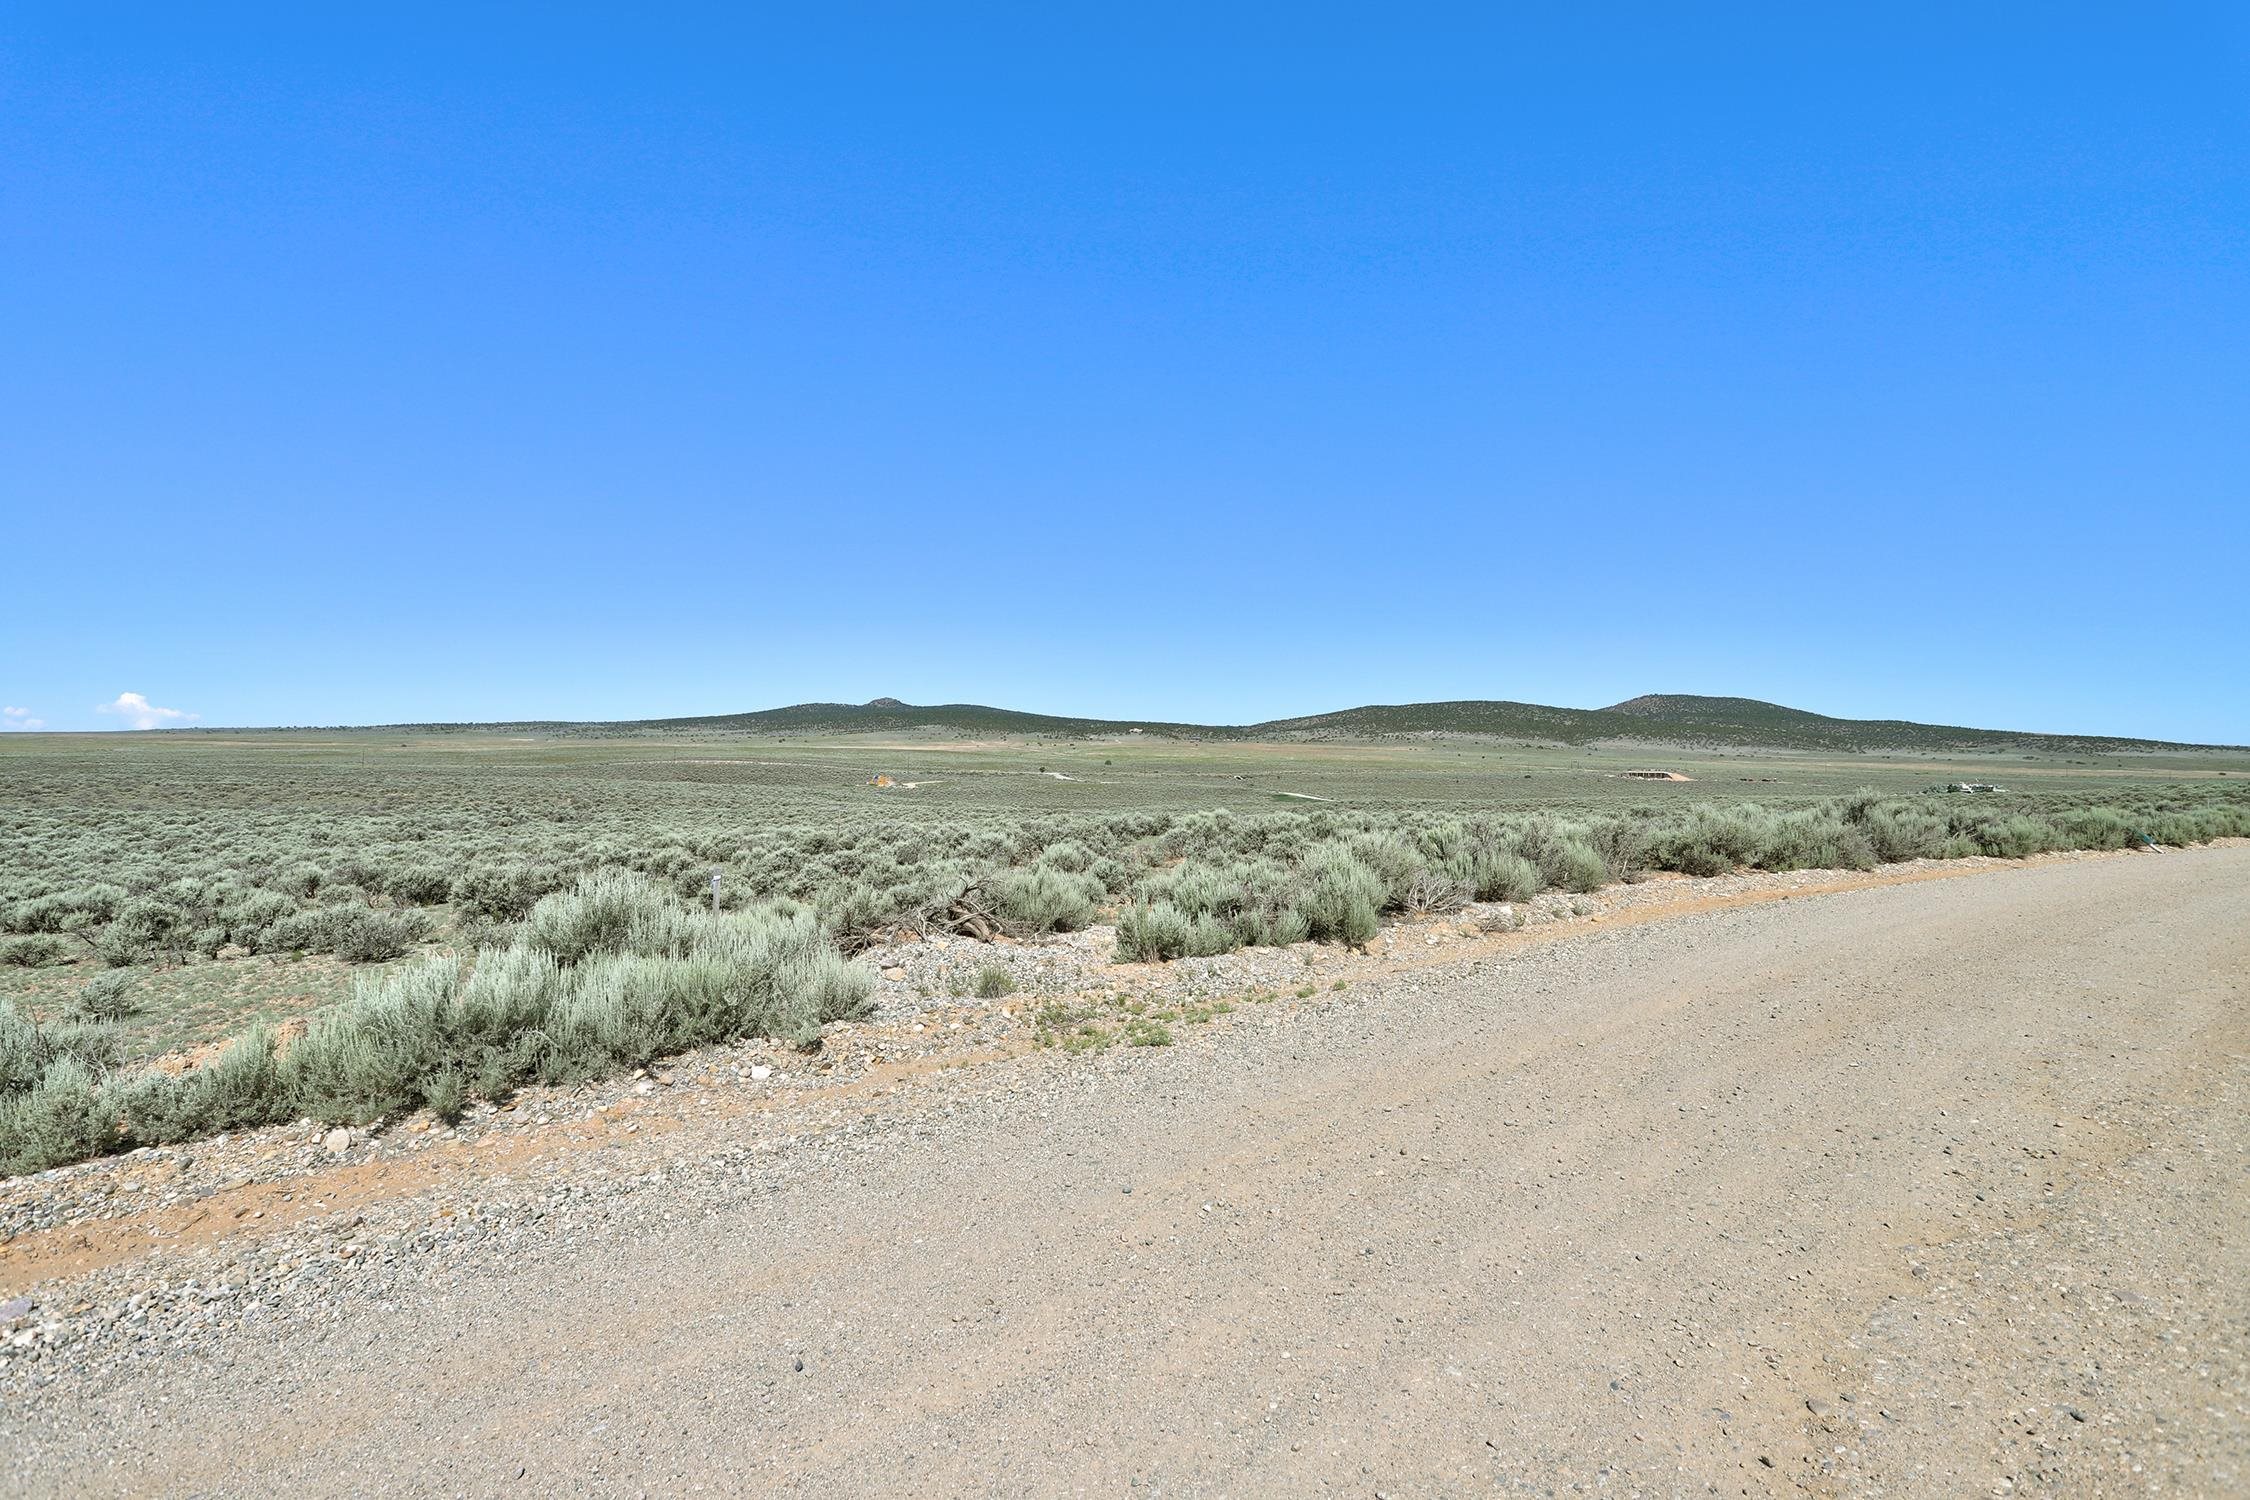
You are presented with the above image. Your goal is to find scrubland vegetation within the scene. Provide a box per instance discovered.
[1,872,866,1174]
[3,736,2244,1174]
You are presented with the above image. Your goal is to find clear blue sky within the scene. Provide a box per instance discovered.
[5,5,2246,740]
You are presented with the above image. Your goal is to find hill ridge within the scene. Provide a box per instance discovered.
[262,694,2239,755]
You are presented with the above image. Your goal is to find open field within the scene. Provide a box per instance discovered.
[4,729,2247,1174]
[3,845,2243,1496]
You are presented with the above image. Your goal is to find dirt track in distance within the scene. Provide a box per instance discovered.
[9,847,2246,1497]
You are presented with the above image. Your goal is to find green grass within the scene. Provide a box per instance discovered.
[1122,1017,1173,1047]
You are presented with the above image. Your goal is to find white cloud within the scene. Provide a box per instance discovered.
[96,692,197,730]
[1,706,44,730]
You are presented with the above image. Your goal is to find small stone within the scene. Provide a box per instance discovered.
[322,1128,352,1156]
[633,1081,656,1095]
[750,1065,772,1082]
[0,1297,32,1321]
[882,967,906,981]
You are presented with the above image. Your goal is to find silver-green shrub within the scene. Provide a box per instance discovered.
[0,874,874,1169]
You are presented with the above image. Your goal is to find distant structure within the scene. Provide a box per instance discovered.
[1620,769,1692,782]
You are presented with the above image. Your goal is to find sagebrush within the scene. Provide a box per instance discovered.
[4,737,2245,1176]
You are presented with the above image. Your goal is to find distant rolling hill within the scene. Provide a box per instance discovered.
[1251,695,2228,754]
[591,700,1223,739]
[1595,695,2224,754]
[354,695,2237,755]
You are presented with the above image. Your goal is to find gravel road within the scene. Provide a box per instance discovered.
[8,847,2245,1497]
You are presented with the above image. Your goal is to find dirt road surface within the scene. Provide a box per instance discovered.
[10,848,2246,1496]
